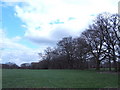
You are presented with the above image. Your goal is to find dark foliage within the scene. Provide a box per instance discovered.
[2,62,19,69]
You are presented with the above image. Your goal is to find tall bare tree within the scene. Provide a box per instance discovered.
[57,37,75,69]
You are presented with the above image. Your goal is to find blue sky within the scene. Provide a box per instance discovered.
[2,4,39,49]
[2,6,24,37]
[0,0,119,65]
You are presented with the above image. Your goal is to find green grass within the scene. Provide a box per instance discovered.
[2,69,119,88]
[0,69,2,89]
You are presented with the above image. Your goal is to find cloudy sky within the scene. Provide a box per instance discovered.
[0,0,119,65]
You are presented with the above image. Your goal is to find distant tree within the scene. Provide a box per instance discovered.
[2,64,10,69]
[73,37,90,69]
[82,29,105,70]
[20,63,31,69]
[3,62,19,69]
[30,62,41,69]
[43,47,54,69]
[57,37,75,69]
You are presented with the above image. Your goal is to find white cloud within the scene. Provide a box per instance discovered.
[0,29,40,65]
[1,0,26,2]
[11,36,22,42]
[14,0,119,45]
[1,0,27,7]
[1,49,40,66]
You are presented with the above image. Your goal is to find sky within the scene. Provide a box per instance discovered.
[0,0,119,66]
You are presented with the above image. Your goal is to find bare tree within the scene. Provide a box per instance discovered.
[82,14,109,70]
[73,37,90,69]
[57,37,75,69]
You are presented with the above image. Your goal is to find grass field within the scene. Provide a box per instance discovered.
[0,69,2,89]
[2,69,119,88]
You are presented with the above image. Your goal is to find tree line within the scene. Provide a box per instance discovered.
[2,13,120,71]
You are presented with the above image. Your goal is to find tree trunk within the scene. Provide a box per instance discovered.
[96,60,100,71]
[108,59,111,71]
[118,62,120,72]
[112,47,117,72]
[113,60,117,72]
[112,53,117,72]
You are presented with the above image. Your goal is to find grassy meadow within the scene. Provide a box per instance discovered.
[0,69,2,89]
[2,69,119,88]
